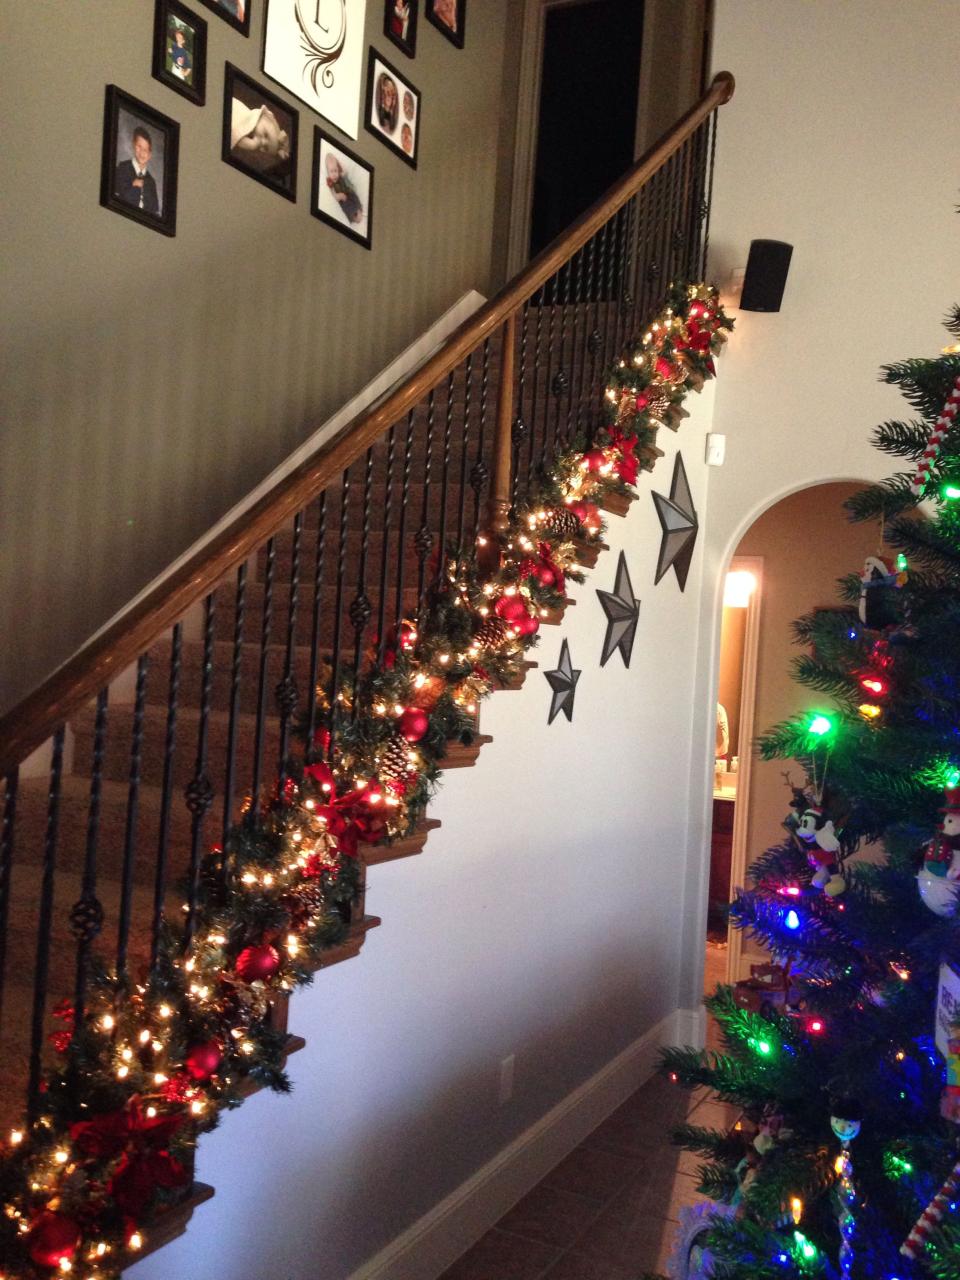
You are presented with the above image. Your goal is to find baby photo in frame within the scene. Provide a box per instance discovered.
[311,128,374,249]
[223,63,298,201]
[425,0,464,48]
[365,47,420,169]
[152,0,208,105]
[384,0,418,58]
[100,85,179,237]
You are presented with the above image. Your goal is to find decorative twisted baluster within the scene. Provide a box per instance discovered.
[0,767,18,1031]
[555,259,572,449]
[456,355,473,557]
[72,689,108,1022]
[222,563,246,845]
[275,514,302,777]
[415,391,436,617]
[329,470,351,752]
[306,493,326,753]
[542,271,559,464]
[512,312,528,507]
[151,622,181,971]
[117,654,148,977]
[584,232,602,445]
[702,110,719,279]
[474,340,491,532]
[377,425,397,666]
[436,372,454,585]
[350,448,374,713]
[394,411,414,634]
[251,537,275,808]
[28,725,65,1120]
[528,294,544,477]
[184,594,215,949]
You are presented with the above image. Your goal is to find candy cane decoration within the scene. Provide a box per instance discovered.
[900,1156,960,1259]
[909,373,960,496]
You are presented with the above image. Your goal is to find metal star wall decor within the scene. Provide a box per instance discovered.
[544,639,581,724]
[596,551,641,668]
[652,452,698,591]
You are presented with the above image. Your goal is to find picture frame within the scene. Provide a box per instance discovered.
[263,0,369,141]
[311,127,374,249]
[195,0,251,36]
[425,0,464,48]
[100,85,179,237]
[222,63,299,202]
[383,0,418,58]
[152,0,208,106]
[364,47,420,169]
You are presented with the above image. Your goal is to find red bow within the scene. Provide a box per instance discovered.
[607,427,639,486]
[70,1100,189,1215]
[679,318,712,355]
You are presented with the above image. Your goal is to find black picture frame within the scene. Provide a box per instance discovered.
[196,0,251,36]
[364,47,420,170]
[383,0,418,58]
[100,85,179,237]
[311,127,374,250]
[425,0,465,48]
[152,0,208,106]
[222,62,298,202]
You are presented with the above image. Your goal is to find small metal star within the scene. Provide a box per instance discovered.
[652,452,699,591]
[544,638,581,724]
[596,551,641,668]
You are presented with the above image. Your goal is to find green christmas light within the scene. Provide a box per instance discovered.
[748,1035,773,1057]
[896,552,908,571]
[942,483,960,501]
[948,767,960,789]
[793,1231,818,1262]
[884,1150,914,1180]
[807,713,834,737]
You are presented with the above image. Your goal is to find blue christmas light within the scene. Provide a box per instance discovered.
[785,909,801,930]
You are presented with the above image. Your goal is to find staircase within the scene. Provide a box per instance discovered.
[0,73,733,1277]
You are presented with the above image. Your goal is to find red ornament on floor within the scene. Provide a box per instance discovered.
[235,943,281,983]
[28,1211,81,1268]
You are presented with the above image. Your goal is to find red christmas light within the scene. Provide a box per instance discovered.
[859,674,888,696]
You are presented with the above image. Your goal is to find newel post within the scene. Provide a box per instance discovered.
[483,312,517,554]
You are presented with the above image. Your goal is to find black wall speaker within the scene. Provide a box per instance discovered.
[739,239,793,312]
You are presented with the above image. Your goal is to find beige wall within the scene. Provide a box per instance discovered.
[735,482,877,867]
[717,603,746,760]
[0,0,512,712]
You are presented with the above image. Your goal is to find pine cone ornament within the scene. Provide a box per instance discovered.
[640,385,672,421]
[475,616,512,650]
[378,733,415,786]
[541,507,582,539]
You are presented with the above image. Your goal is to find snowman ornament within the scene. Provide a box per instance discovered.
[796,805,845,896]
[917,787,960,918]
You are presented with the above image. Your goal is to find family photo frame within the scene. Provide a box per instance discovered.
[100,85,180,236]
[311,128,374,249]
[152,0,208,105]
[222,62,299,201]
[364,47,420,169]
[383,0,418,58]
[196,0,251,36]
[425,0,464,48]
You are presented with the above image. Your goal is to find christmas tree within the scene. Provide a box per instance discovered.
[661,307,960,1278]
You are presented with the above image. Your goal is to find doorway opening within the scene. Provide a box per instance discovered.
[528,0,645,259]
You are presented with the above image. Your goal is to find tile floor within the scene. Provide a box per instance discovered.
[438,944,732,1280]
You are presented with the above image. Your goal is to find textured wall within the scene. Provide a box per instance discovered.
[0,0,510,712]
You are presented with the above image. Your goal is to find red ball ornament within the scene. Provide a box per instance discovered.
[235,943,281,983]
[398,706,430,743]
[515,614,540,637]
[583,449,606,473]
[28,1212,81,1269]
[185,1039,223,1081]
[535,564,556,587]
[495,594,528,623]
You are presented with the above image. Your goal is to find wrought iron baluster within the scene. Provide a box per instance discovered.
[350,448,374,714]
[542,272,559,465]
[306,494,326,753]
[678,136,696,281]
[377,426,397,667]
[222,562,246,844]
[152,623,181,971]
[568,247,585,443]
[0,767,19,1031]
[117,654,148,976]
[554,260,572,449]
[394,411,414,632]
[602,216,618,373]
[583,232,602,444]
[415,392,436,618]
[456,356,473,559]
[669,145,686,282]
[184,595,215,949]
[612,204,630,355]
[474,341,491,531]
[692,121,710,280]
[276,514,302,776]
[329,470,350,752]
[250,539,275,809]
[28,725,65,1120]
[645,165,668,320]
[512,311,528,507]
[701,110,719,280]
[73,689,108,1023]
[528,294,544,481]
[435,372,454,585]
[631,180,651,333]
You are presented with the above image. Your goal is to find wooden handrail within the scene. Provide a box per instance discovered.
[0,72,734,775]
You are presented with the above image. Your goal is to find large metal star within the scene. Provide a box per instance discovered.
[652,452,698,591]
[596,551,641,668]
[544,638,581,724]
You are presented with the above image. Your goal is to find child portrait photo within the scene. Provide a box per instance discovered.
[222,63,299,201]
[364,48,420,168]
[197,0,250,36]
[426,0,464,47]
[100,85,179,236]
[152,0,207,105]
[384,0,418,58]
[311,128,374,249]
